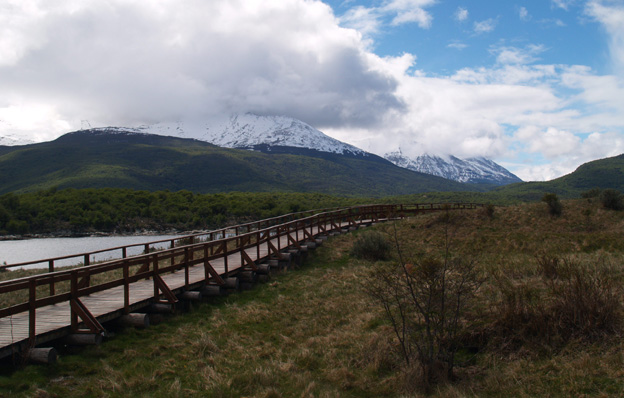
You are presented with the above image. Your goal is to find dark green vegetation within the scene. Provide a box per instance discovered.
[542,192,563,216]
[2,198,624,397]
[0,130,473,196]
[493,153,624,200]
[0,188,361,236]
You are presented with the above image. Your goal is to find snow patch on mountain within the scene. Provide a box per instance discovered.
[385,150,522,185]
[130,114,368,157]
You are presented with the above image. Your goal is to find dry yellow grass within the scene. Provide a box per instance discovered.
[1,199,624,397]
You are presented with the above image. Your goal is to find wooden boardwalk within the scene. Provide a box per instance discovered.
[0,203,482,362]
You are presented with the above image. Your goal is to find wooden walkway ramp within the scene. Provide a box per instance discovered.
[0,203,481,362]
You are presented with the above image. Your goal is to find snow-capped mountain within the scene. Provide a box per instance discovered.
[132,114,368,157]
[384,150,522,186]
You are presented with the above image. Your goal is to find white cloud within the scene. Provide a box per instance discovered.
[516,127,580,158]
[493,45,546,65]
[454,7,468,22]
[0,0,405,138]
[383,0,436,28]
[473,18,497,34]
[339,6,382,36]
[447,41,467,50]
[389,7,433,28]
[338,0,436,35]
[552,0,575,11]
[512,128,624,180]
[519,6,530,21]
[586,0,624,76]
[1,0,624,183]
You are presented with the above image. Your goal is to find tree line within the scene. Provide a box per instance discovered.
[0,188,361,236]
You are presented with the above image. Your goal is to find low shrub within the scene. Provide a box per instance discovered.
[351,230,392,261]
[479,203,495,219]
[581,188,602,199]
[542,193,562,217]
[599,189,624,211]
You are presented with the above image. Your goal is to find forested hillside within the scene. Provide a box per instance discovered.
[0,130,474,196]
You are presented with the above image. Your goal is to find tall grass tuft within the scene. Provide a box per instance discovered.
[491,255,622,350]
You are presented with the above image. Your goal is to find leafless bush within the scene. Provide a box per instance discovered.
[363,222,483,389]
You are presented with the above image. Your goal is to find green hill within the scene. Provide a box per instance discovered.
[493,153,624,201]
[0,130,479,196]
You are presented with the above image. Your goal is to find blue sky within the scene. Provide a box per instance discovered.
[329,0,610,74]
[322,0,624,180]
[1,0,623,181]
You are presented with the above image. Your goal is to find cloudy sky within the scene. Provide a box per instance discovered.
[1,0,623,181]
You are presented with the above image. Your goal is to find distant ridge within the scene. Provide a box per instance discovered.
[0,129,480,195]
[494,153,624,200]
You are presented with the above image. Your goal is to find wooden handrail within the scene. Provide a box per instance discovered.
[0,204,357,272]
[0,203,483,348]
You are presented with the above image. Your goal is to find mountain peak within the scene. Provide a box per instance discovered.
[384,151,522,186]
[133,114,368,157]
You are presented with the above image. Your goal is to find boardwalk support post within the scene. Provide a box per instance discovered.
[119,313,150,329]
[27,347,57,365]
[64,333,103,346]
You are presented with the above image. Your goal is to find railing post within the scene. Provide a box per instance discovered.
[223,241,228,273]
[29,279,36,346]
[48,260,55,296]
[184,248,189,288]
[122,247,127,259]
[84,254,90,266]
[204,245,210,281]
[256,231,260,259]
[70,271,78,330]
[123,260,129,314]
[189,237,194,262]
[153,254,159,299]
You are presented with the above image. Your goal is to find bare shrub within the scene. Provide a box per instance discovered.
[363,223,483,389]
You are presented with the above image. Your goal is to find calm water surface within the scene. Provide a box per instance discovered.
[0,234,184,269]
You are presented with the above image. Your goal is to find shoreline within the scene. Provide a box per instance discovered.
[0,229,193,241]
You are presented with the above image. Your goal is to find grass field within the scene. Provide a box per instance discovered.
[1,198,624,397]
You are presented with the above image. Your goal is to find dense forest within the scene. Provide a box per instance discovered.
[0,188,363,236]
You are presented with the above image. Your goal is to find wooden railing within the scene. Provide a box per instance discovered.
[0,203,481,354]
[0,206,343,273]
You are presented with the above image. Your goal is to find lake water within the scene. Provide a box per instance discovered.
[0,234,185,269]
